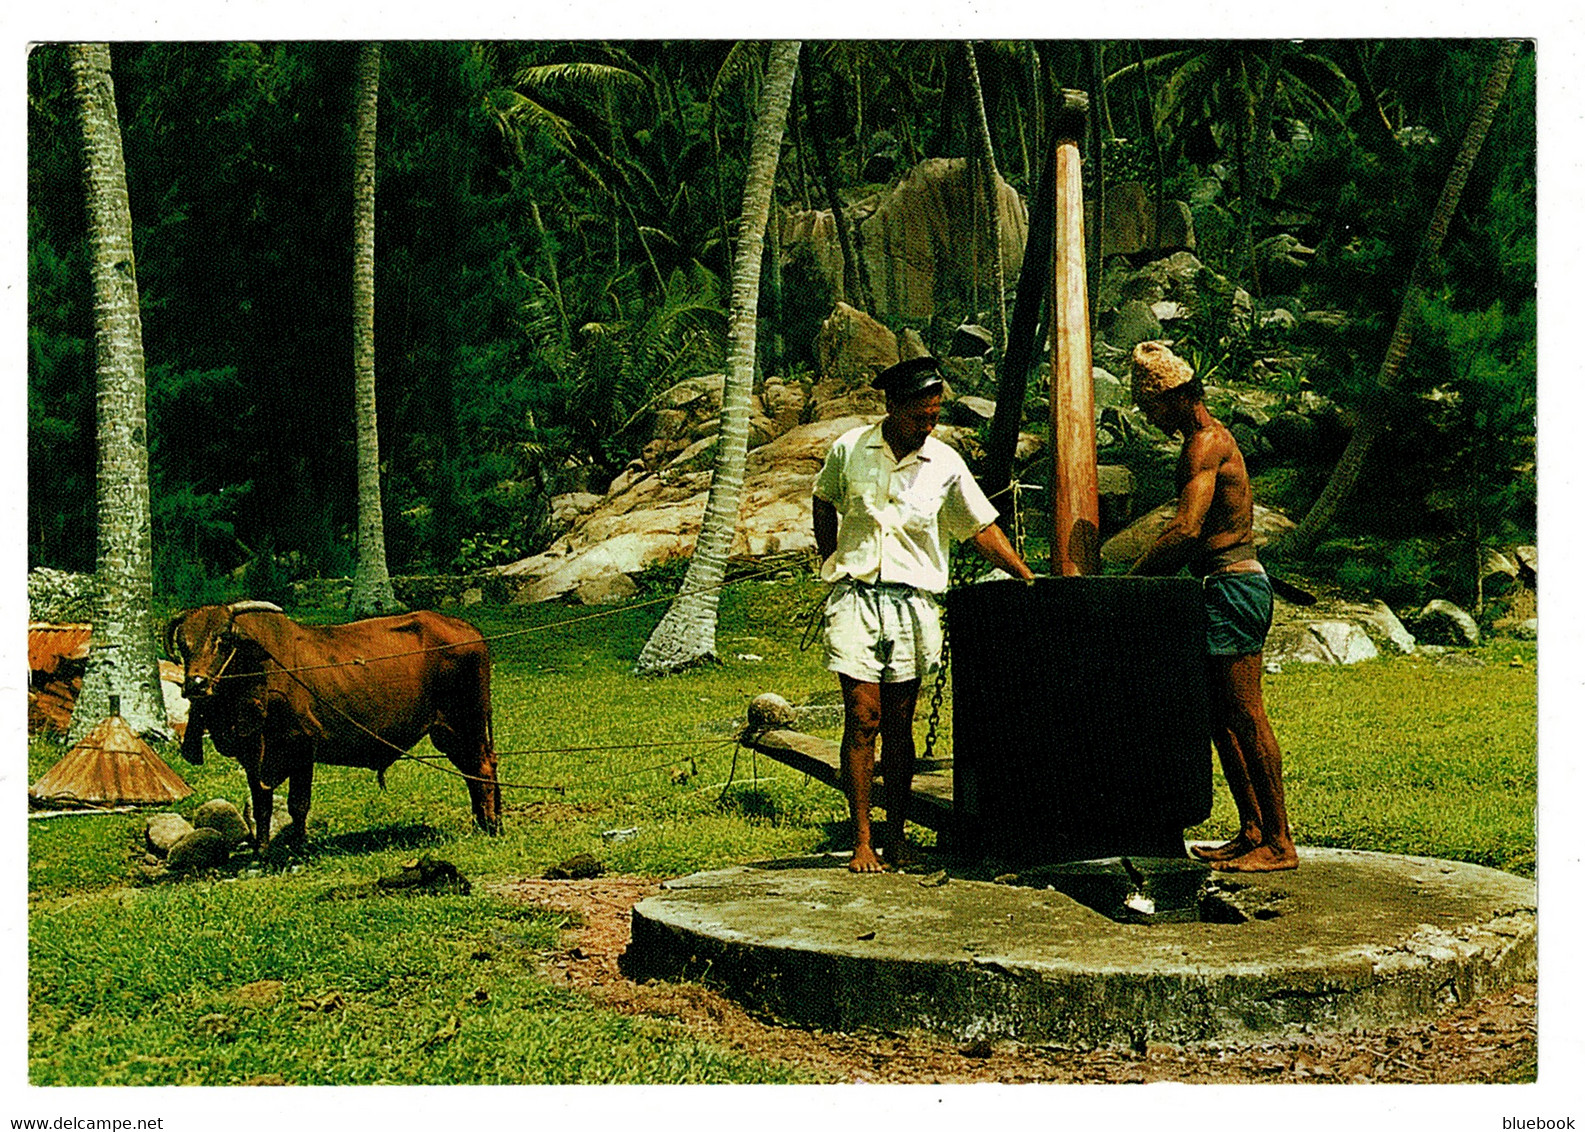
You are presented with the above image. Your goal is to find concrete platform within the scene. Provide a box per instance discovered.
[626,847,1536,1048]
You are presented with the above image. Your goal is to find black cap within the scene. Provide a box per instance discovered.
[872,356,944,400]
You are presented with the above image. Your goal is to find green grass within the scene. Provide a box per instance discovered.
[1222,643,1539,876]
[29,881,806,1085]
[28,579,1536,1084]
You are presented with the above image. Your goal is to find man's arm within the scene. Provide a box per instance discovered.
[1129,431,1219,576]
[970,523,1036,581]
[813,495,839,562]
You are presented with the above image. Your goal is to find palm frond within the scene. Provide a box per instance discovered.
[710,41,764,103]
[514,61,647,100]
[489,90,578,154]
[518,275,570,356]
[1277,50,1360,127]
[638,225,680,254]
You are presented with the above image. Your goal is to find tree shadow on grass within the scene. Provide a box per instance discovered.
[768,817,957,874]
[716,787,784,822]
[809,817,855,855]
[309,822,448,859]
[229,822,446,870]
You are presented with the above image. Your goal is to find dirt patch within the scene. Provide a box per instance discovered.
[484,875,1537,1084]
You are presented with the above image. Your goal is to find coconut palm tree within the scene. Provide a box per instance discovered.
[65,42,169,742]
[348,42,399,615]
[635,40,800,675]
[483,47,650,186]
[483,45,667,292]
[1275,40,1523,560]
[519,261,725,480]
[962,42,1008,366]
[1113,40,1355,163]
[1110,40,1355,285]
[796,52,872,313]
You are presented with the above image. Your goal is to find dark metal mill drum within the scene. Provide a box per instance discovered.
[946,575,1212,863]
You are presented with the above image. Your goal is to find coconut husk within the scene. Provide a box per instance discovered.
[27,623,92,677]
[29,712,192,807]
[25,622,188,739]
[27,623,92,736]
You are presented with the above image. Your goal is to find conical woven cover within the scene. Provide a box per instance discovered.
[29,713,193,806]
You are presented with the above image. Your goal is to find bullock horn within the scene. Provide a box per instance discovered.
[162,610,192,659]
[228,600,284,616]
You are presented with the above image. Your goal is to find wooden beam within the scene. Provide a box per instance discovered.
[1049,90,1101,577]
[739,728,957,833]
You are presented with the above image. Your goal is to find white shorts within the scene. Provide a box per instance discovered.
[823,581,943,684]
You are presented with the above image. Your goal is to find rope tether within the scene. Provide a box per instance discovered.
[207,555,814,682]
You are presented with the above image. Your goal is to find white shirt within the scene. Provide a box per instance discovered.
[813,422,999,593]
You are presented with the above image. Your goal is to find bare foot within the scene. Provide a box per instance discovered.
[848,846,889,873]
[1210,843,1298,873]
[1190,835,1259,863]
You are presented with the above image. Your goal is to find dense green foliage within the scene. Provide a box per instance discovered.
[28,585,1534,1082]
[29,40,1534,605]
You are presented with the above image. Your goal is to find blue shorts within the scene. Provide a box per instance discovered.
[1204,571,1274,657]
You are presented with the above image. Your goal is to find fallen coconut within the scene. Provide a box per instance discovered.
[193,798,251,848]
[146,812,195,857]
[166,827,231,872]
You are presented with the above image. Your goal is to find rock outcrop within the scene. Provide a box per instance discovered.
[1407,599,1482,647]
[500,415,867,603]
[1089,181,1196,259]
[779,170,1198,327]
[1098,502,1299,567]
[780,158,1028,324]
[1264,598,1420,667]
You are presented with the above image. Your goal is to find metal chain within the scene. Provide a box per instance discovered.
[920,475,1034,762]
[921,629,951,763]
[1011,480,1027,561]
[921,546,976,762]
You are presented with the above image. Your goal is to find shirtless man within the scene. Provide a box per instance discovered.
[813,356,1035,873]
[1126,341,1297,872]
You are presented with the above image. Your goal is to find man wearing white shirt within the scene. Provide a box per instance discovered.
[813,356,1035,873]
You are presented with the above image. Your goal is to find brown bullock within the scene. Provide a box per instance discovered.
[163,601,500,848]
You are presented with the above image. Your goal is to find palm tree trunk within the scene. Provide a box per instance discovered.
[798,59,872,312]
[1016,56,1032,187]
[962,42,1008,371]
[348,42,399,615]
[1233,50,1257,288]
[1029,43,1045,179]
[635,41,801,675]
[1093,42,1117,138]
[709,107,735,265]
[1346,42,1401,154]
[788,89,816,207]
[1274,40,1522,562]
[529,200,568,329]
[763,209,785,377]
[983,124,1059,502]
[1133,41,1169,251]
[66,42,169,742]
[1087,42,1107,335]
[1246,41,1287,294]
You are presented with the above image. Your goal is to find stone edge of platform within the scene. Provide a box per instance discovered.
[625,849,1537,1047]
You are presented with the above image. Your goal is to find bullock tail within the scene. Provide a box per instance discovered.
[481,640,497,759]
